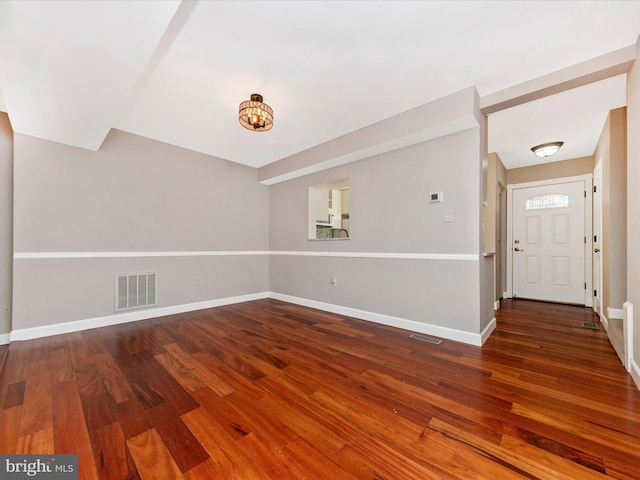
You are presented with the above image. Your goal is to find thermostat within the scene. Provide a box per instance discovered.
[429,191,443,203]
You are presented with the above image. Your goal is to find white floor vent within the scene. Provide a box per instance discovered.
[410,333,443,345]
[115,272,157,312]
[581,321,600,330]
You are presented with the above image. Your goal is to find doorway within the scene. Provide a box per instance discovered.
[507,175,592,305]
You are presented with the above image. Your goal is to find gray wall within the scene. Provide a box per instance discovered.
[12,129,270,330]
[9,87,494,344]
[269,131,481,255]
[0,113,12,338]
[269,124,489,337]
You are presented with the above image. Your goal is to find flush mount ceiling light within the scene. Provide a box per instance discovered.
[531,141,563,158]
[239,93,273,132]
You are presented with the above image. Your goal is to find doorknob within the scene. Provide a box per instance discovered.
[594,248,600,253]
[514,247,523,252]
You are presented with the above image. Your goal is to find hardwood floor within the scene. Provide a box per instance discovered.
[1,298,639,479]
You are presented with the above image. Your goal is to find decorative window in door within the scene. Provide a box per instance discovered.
[525,193,569,210]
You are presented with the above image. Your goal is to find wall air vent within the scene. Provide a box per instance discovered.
[115,272,157,312]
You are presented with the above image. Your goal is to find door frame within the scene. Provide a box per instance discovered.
[506,174,593,306]
[496,183,506,304]
[500,183,508,300]
[592,161,603,317]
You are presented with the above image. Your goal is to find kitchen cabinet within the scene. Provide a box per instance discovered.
[310,187,342,227]
[309,187,329,222]
[329,189,341,228]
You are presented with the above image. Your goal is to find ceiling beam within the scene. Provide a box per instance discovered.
[480,45,636,115]
[258,87,481,185]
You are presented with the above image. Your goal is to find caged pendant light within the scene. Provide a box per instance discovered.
[239,93,273,132]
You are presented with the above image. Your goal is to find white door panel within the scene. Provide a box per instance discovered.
[525,256,541,284]
[552,214,569,244]
[512,181,585,304]
[552,256,569,287]
[526,216,540,244]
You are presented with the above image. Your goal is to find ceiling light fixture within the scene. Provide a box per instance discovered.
[531,141,563,158]
[239,93,273,132]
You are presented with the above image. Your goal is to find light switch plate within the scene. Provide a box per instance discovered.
[444,210,453,222]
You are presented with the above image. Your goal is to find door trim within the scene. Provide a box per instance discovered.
[593,161,603,316]
[506,174,593,306]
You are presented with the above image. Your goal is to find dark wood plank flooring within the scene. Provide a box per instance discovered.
[1,298,639,479]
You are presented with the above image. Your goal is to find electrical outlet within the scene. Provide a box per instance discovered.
[330,277,337,287]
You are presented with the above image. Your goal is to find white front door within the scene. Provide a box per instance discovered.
[511,181,586,304]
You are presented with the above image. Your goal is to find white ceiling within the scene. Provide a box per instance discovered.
[1,1,639,169]
[488,74,628,169]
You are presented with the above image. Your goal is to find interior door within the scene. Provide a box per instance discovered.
[512,181,586,304]
[496,186,503,299]
[592,162,602,315]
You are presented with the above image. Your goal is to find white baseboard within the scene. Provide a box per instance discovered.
[607,307,624,320]
[9,292,270,342]
[481,318,497,345]
[270,292,494,346]
[623,302,633,374]
[494,300,501,311]
[0,333,9,345]
[630,358,640,391]
[600,313,609,331]
[5,291,494,347]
